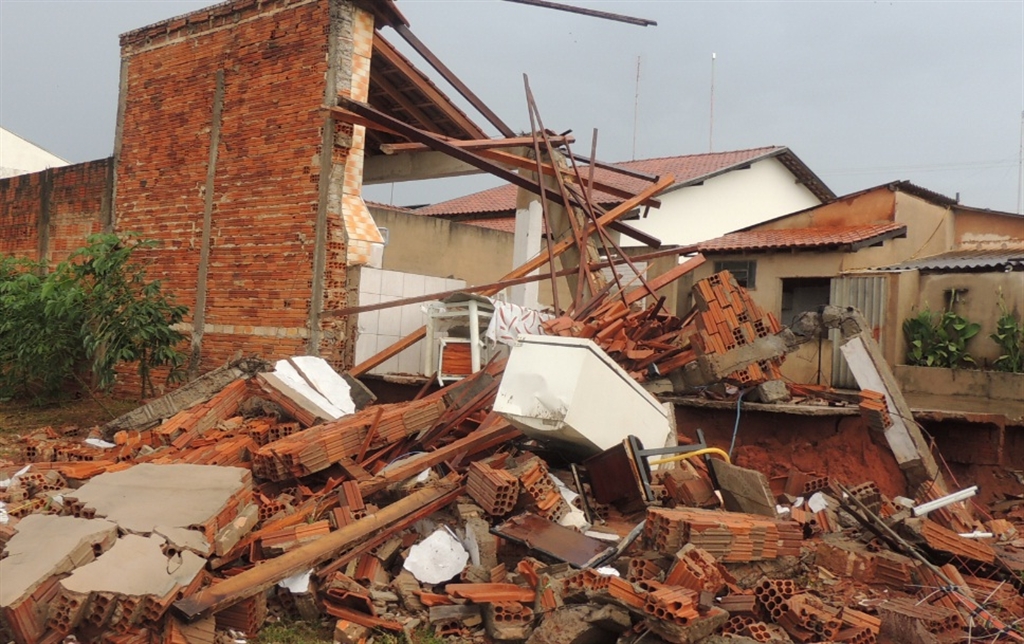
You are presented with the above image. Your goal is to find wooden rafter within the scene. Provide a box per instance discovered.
[372,32,486,139]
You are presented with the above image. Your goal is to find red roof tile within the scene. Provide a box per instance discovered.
[698,223,907,253]
[414,147,818,217]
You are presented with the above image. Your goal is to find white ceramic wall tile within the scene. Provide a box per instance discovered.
[357,308,379,334]
[402,272,425,298]
[361,267,382,296]
[378,307,402,336]
[354,335,374,363]
[381,270,404,298]
[358,291,379,307]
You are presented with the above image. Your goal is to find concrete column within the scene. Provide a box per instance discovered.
[510,190,543,309]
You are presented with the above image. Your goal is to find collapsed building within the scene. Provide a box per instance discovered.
[2,0,1023,643]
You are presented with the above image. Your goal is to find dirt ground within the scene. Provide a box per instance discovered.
[0,396,139,459]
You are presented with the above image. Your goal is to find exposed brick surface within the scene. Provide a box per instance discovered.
[0,159,111,264]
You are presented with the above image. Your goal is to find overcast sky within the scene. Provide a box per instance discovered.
[2,0,1022,212]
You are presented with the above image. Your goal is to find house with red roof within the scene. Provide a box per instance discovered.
[689,181,1024,400]
[410,146,835,247]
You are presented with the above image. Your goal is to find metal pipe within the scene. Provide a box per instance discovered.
[912,485,978,517]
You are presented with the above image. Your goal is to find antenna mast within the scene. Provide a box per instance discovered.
[632,56,641,161]
[709,52,716,152]
[1018,110,1023,214]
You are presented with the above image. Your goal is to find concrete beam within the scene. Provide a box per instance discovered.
[363,150,491,184]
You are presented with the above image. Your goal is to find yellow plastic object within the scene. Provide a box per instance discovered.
[648,447,731,466]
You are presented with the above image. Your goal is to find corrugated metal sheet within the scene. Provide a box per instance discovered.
[878,248,1024,272]
[830,275,887,389]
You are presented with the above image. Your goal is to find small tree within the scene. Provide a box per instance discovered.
[0,233,189,401]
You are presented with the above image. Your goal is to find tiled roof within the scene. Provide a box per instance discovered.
[875,246,1024,272]
[414,146,831,217]
[698,223,907,253]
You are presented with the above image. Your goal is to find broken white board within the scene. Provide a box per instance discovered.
[494,335,674,457]
[269,360,347,421]
[282,356,356,416]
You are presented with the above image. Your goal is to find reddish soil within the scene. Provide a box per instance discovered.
[729,416,907,499]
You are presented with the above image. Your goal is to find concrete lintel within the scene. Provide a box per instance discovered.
[363,150,490,184]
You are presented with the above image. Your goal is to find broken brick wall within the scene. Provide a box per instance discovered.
[113,0,375,385]
[0,158,111,265]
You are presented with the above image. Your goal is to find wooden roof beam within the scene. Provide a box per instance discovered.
[392,24,516,138]
[380,135,573,155]
[373,32,487,139]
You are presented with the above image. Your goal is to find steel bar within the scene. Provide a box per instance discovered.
[501,0,656,27]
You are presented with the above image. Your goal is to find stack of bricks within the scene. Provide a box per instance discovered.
[783,470,833,497]
[151,380,250,449]
[664,545,727,595]
[644,587,700,626]
[628,557,665,584]
[721,614,757,635]
[839,607,881,644]
[646,507,803,562]
[508,456,570,524]
[213,589,267,636]
[252,397,447,480]
[657,467,718,508]
[691,271,784,386]
[876,597,964,636]
[857,390,893,432]
[466,462,519,516]
[775,593,842,642]
[754,579,796,622]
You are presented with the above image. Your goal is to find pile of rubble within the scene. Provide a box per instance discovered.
[1,272,1022,644]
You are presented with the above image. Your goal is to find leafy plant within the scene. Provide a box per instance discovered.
[0,233,188,401]
[903,308,980,369]
[990,296,1024,373]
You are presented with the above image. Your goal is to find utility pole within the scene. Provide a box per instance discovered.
[709,52,716,152]
[632,56,641,161]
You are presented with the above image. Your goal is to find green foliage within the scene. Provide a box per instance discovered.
[990,296,1024,373]
[254,620,334,644]
[0,233,188,401]
[903,308,980,369]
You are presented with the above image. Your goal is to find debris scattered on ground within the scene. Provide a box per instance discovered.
[1,272,1022,644]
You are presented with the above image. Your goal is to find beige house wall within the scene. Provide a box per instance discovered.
[370,206,514,287]
[915,271,1024,366]
[954,209,1024,248]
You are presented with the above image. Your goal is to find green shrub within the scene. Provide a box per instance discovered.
[903,308,980,369]
[990,296,1024,373]
[0,233,188,401]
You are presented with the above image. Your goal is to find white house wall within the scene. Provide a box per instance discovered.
[622,157,822,247]
[0,128,69,179]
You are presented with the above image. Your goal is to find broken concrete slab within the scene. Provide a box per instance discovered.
[526,604,627,644]
[710,460,778,518]
[60,533,206,598]
[0,514,118,609]
[70,463,251,539]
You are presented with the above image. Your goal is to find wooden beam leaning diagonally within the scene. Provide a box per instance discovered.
[348,173,675,376]
[476,148,662,209]
[172,479,462,622]
[392,24,516,138]
[372,32,487,139]
[331,100,663,250]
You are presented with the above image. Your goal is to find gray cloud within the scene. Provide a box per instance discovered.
[3,0,1021,211]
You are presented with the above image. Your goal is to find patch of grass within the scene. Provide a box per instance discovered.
[0,396,138,459]
[253,620,334,644]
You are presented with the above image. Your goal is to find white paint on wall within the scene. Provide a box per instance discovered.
[622,157,821,247]
[0,127,69,179]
